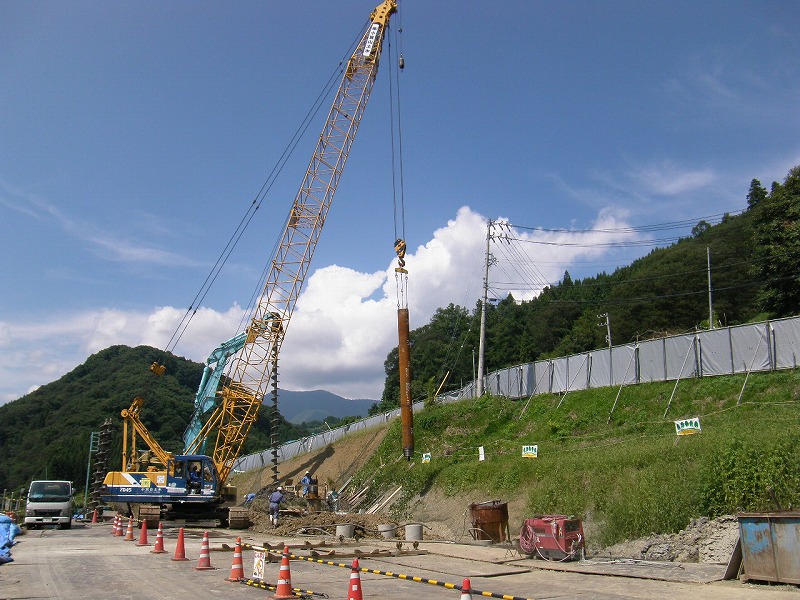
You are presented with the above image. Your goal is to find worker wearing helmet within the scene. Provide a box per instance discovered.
[300,471,317,497]
[268,486,285,527]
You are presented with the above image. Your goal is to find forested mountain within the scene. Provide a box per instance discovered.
[3,166,797,492]
[376,165,800,412]
[0,345,356,491]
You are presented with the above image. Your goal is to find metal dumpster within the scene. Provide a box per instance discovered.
[738,512,800,584]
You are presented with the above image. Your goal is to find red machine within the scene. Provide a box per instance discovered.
[519,515,585,561]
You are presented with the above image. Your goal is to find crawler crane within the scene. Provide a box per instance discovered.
[101,0,398,527]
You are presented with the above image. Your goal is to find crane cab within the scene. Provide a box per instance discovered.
[171,455,219,498]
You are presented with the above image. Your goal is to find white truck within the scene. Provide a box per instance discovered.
[24,480,74,529]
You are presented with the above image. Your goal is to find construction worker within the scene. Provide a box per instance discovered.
[188,465,202,494]
[268,487,285,527]
[300,471,317,497]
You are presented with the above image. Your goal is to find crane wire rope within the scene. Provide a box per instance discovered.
[388,11,408,310]
[153,22,371,369]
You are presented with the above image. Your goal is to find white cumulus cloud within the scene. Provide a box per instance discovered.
[0,206,640,405]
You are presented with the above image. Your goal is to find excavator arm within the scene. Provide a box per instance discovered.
[185,0,398,485]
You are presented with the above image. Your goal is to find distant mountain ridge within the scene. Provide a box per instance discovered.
[277,389,374,424]
[0,345,373,491]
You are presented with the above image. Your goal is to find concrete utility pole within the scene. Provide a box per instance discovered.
[707,246,714,330]
[476,220,492,397]
[599,313,612,348]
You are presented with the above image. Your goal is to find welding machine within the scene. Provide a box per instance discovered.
[519,514,585,561]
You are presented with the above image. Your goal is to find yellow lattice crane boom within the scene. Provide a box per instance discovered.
[101,1,398,527]
[186,0,397,484]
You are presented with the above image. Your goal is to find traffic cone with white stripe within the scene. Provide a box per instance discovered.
[136,519,150,546]
[123,516,135,541]
[172,527,189,561]
[112,514,120,536]
[91,508,99,524]
[150,523,167,554]
[195,531,215,570]
[347,558,363,600]
[226,537,245,582]
[460,577,473,599]
[270,546,294,599]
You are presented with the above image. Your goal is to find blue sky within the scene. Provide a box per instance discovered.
[1,0,798,405]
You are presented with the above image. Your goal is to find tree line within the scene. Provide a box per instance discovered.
[374,165,800,413]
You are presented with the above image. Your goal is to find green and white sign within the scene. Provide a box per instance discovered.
[522,444,538,458]
[675,417,701,436]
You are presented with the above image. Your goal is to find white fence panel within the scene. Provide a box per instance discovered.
[772,318,800,369]
[698,328,733,376]
[664,335,697,380]
[731,323,771,373]
[589,349,612,387]
[611,346,637,385]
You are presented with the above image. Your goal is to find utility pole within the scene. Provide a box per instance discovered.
[599,312,612,382]
[476,220,492,397]
[599,313,612,348]
[707,246,714,330]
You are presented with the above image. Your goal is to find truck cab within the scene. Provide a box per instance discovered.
[24,480,74,530]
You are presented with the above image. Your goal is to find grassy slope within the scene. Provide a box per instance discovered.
[351,370,800,547]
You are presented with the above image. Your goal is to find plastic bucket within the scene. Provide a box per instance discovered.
[404,523,423,541]
[378,523,397,539]
[336,524,355,538]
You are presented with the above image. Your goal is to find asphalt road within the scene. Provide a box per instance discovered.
[1,521,796,600]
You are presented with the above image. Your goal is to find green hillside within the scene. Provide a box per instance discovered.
[0,345,311,492]
[376,165,800,412]
[353,370,800,547]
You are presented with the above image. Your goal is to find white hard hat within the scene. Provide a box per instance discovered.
[277,486,283,491]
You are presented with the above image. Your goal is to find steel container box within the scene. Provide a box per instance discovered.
[738,512,800,584]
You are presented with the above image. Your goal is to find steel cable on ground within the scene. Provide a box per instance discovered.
[247,545,538,600]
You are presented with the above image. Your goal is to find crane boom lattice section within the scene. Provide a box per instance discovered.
[186,0,397,485]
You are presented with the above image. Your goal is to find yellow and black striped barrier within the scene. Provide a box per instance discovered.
[240,577,328,598]
[243,544,537,600]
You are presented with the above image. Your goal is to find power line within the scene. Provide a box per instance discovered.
[509,210,745,234]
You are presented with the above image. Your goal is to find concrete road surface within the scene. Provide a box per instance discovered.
[1,521,797,599]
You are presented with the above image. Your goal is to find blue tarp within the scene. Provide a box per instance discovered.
[0,514,22,564]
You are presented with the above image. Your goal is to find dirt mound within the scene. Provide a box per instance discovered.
[595,515,739,563]
[231,424,389,500]
[248,501,397,538]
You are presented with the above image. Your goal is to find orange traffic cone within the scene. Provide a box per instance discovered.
[347,558,363,600]
[123,516,135,541]
[136,519,150,546]
[112,515,120,536]
[195,531,215,571]
[172,527,189,561]
[226,537,245,582]
[460,577,473,599]
[151,523,167,554]
[270,546,294,599]
[91,508,98,524]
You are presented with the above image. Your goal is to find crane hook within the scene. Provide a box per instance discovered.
[394,238,407,273]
